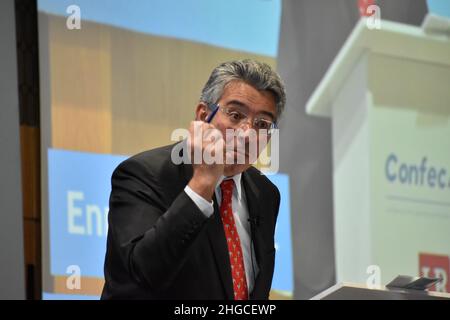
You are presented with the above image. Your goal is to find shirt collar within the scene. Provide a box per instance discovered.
[216,173,243,201]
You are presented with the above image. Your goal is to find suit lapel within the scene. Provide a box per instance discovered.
[242,170,268,300]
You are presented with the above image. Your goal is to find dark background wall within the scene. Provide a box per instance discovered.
[0,0,41,299]
[0,0,26,300]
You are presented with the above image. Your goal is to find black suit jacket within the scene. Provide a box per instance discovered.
[101,143,280,299]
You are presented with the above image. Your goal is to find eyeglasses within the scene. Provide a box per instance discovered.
[210,103,278,133]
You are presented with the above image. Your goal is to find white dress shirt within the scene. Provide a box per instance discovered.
[184,174,259,294]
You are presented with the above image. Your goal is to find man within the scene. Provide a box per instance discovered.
[101,59,286,299]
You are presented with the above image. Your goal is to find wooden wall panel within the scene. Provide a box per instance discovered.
[20,125,41,299]
[49,17,112,153]
[20,126,40,220]
[46,15,275,155]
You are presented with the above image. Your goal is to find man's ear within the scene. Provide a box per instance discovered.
[195,103,209,121]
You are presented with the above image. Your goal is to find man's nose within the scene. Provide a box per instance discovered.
[238,117,254,131]
[239,122,251,131]
[237,121,258,143]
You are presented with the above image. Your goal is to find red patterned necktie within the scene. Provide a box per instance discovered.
[219,179,248,300]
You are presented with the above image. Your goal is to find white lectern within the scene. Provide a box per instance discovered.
[306,17,450,286]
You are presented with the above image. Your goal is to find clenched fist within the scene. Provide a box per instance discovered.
[187,121,225,201]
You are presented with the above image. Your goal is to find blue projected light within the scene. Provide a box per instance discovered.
[48,149,126,278]
[267,174,293,293]
[43,292,99,300]
[38,0,281,57]
[427,0,450,18]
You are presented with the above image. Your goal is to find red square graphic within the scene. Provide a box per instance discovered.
[419,253,450,293]
[358,0,376,17]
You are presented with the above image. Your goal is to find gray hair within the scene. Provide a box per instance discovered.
[200,59,286,119]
